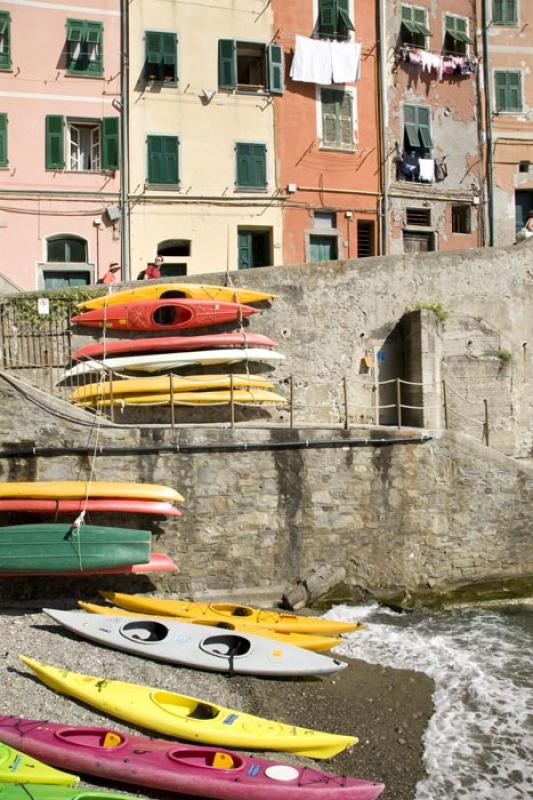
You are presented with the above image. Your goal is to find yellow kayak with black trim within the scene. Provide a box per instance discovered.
[76,390,285,408]
[20,658,357,759]
[71,374,274,402]
[0,482,183,504]
[78,601,343,652]
[76,283,275,310]
[0,741,78,785]
[100,592,364,636]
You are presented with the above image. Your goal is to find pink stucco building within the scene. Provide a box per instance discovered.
[0,0,121,291]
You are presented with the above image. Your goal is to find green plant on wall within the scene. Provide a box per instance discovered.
[497,349,512,365]
[407,302,452,322]
[1,288,97,332]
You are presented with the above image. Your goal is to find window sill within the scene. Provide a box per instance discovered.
[0,66,12,72]
[495,109,524,115]
[145,80,178,88]
[235,186,269,193]
[65,71,104,79]
[319,145,356,153]
[145,183,181,191]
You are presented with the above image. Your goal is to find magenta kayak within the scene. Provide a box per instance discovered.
[0,499,181,517]
[0,717,385,800]
[73,332,278,362]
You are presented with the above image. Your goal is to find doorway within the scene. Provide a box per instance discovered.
[515,190,533,233]
[237,229,272,270]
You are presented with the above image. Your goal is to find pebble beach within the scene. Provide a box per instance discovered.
[0,608,434,800]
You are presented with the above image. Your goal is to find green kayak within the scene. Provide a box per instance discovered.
[0,524,151,573]
[0,787,141,800]
[0,742,77,785]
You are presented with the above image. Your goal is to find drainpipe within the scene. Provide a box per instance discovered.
[377,0,389,255]
[119,0,131,279]
[481,0,495,247]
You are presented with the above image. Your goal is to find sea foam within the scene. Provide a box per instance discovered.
[327,605,533,800]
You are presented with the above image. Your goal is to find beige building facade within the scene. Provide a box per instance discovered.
[128,0,284,279]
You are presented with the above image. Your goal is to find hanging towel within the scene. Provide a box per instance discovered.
[420,51,444,81]
[290,35,332,84]
[331,40,361,83]
[419,158,435,183]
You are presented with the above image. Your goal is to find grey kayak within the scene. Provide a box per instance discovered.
[43,609,347,678]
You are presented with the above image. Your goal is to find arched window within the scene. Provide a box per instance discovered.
[156,239,189,277]
[46,235,88,263]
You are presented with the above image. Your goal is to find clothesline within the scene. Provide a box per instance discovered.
[397,46,477,80]
[290,35,362,85]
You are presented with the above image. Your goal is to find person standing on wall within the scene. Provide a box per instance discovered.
[99,262,121,284]
[144,256,164,279]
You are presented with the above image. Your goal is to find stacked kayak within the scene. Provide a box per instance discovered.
[0,788,143,800]
[43,609,347,677]
[0,741,77,785]
[20,658,358,759]
[0,481,183,504]
[77,601,343,652]
[99,592,364,635]
[75,282,275,310]
[0,717,385,800]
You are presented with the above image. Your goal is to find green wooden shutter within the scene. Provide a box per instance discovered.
[338,0,355,34]
[268,44,284,95]
[319,0,336,35]
[339,92,354,148]
[147,136,162,183]
[238,231,252,270]
[162,32,177,80]
[45,116,64,170]
[236,142,252,186]
[0,113,7,167]
[66,18,83,42]
[251,144,266,187]
[508,71,522,110]
[404,105,419,149]
[86,21,103,75]
[322,89,340,147]
[162,136,179,184]
[495,71,507,110]
[495,71,522,111]
[493,0,517,24]
[101,117,119,170]
[145,32,162,80]
[413,7,431,35]
[218,39,236,89]
[0,11,11,70]
[416,106,432,149]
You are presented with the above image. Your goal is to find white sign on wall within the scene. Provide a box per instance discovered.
[37,298,50,315]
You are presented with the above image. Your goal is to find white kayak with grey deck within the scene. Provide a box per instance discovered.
[43,609,347,678]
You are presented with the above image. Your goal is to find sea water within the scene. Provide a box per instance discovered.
[328,604,533,800]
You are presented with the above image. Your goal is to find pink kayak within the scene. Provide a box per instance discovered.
[0,553,178,576]
[0,717,385,800]
[73,333,277,362]
[0,499,181,517]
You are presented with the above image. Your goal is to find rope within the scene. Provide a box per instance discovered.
[446,407,485,426]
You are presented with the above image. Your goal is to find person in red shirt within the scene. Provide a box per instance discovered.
[144,256,163,279]
[100,262,121,284]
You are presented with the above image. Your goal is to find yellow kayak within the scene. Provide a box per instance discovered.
[76,283,275,311]
[0,741,78,785]
[71,374,274,402]
[78,601,343,652]
[0,481,184,503]
[75,389,285,408]
[20,658,357,759]
[100,592,364,636]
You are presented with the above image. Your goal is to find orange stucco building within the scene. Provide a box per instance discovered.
[271,1,380,265]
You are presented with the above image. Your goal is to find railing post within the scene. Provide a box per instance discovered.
[343,375,349,430]
[483,398,490,446]
[109,370,115,424]
[230,374,235,429]
[442,379,448,430]
[289,375,294,429]
[396,377,402,430]
[170,373,175,429]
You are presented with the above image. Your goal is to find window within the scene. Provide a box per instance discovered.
[406,207,431,226]
[321,89,355,150]
[314,211,337,229]
[317,0,354,41]
[43,270,91,288]
[403,231,435,253]
[218,40,284,94]
[309,235,338,262]
[45,116,119,171]
[452,205,471,234]
[66,19,103,76]
[493,0,518,25]
[495,70,522,112]
[404,104,432,154]
[400,6,431,49]
[515,190,533,233]
[0,11,11,70]
[0,113,7,167]
[444,15,473,57]
[47,235,87,262]
[158,239,190,257]
[238,229,272,269]
[147,135,179,185]
[357,221,375,258]
[145,32,177,83]
[235,143,267,190]
[519,161,530,173]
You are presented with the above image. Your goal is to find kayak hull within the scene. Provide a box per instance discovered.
[0,553,178,577]
[0,525,151,573]
[44,609,347,677]
[73,333,278,361]
[0,499,181,516]
[0,481,183,504]
[71,374,273,403]
[102,593,364,636]
[19,658,358,759]
[78,602,342,652]
[76,283,275,310]
[77,389,286,408]
[0,717,384,800]
[0,742,78,786]
[0,786,141,800]
[71,299,257,332]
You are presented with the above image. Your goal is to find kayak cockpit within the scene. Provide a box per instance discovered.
[152,305,191,327]
[151,691,220,721]
[55,728,127,750]
[200,634,251,659]
[119,620,170,644]
[208,604,254,618]
[167,748,244,770]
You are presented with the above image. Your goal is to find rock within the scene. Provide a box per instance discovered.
[282,564,347,610]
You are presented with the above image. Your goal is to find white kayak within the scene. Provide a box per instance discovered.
[43,609,347,678]
[62,348,285,379]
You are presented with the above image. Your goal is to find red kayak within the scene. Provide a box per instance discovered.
[0,499,181,516]
[73,332,277,362]
[0,717,385,800]
[0,553,177,576]
[71,300,257,332]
